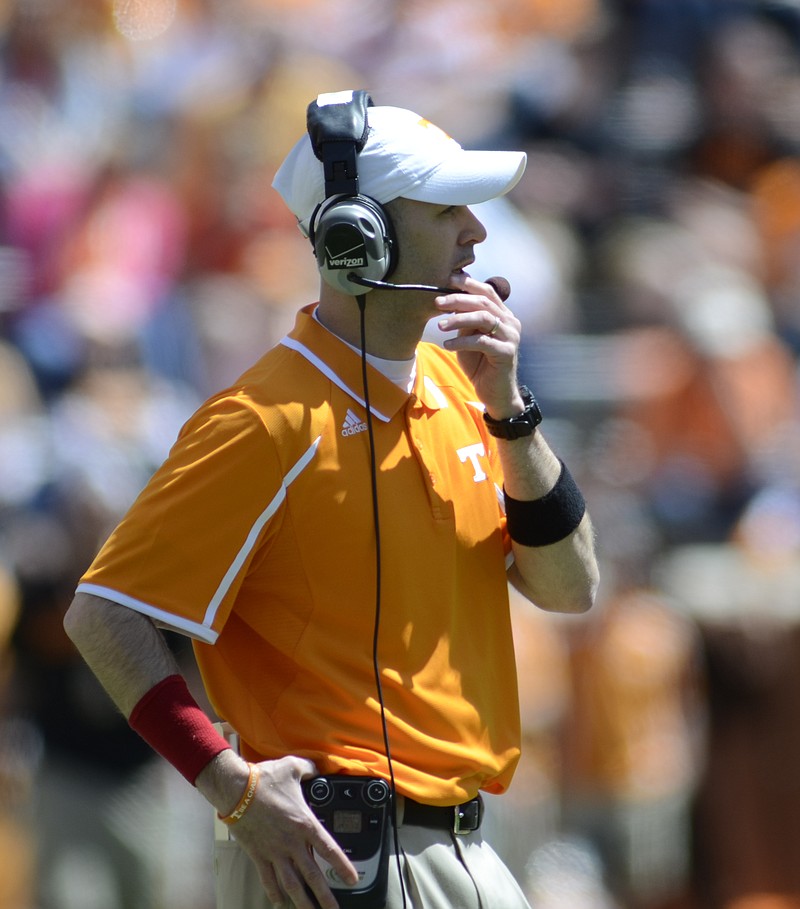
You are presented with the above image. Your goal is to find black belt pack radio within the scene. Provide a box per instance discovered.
[303,775,392,909]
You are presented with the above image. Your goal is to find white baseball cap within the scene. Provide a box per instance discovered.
[272,98,527,236]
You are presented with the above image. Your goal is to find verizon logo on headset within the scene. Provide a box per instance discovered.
[324,224,367,270]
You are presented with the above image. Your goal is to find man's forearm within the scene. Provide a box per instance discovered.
[496,426,561,500]
[498,432,599,614]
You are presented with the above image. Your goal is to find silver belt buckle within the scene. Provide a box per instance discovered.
[453,796,482,835]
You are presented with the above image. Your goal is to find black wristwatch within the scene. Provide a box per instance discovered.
[483,385,542,440]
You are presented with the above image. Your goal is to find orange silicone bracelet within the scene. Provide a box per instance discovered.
[218,763,259,825]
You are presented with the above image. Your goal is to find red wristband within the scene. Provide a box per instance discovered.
[128,674,231,785]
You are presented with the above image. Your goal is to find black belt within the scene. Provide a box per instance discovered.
[402,795,483,835]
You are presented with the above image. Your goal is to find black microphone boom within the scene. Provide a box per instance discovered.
[348,273,511,301]
[347,274,453,294]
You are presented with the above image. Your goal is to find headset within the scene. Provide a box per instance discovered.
[306,89,456,298]
[305,90,512,304]
[306,90,397,296]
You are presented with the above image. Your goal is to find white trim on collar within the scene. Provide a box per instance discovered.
[280,335,392,423]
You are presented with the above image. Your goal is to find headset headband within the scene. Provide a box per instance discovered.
[307,90,373,198]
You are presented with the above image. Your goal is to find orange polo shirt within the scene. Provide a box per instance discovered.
[78,304,521,805]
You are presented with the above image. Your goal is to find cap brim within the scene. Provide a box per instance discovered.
[401,150,527,206]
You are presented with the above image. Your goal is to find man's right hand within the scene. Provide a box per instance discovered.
[198,751,359,908]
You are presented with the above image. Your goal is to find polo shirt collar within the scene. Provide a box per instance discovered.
[281,305,447,422]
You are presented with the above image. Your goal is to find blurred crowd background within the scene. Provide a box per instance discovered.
[3,0,800,907]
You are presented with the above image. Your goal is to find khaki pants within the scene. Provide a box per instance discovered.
[214,815,531,909]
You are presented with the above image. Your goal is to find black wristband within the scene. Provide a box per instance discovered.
[504,460,586,547]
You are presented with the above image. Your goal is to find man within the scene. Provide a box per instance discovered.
[63,91,598,909]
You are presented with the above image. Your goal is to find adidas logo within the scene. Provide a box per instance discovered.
[341,408,368,437]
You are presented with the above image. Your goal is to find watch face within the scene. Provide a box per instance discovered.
[497,416,536,439]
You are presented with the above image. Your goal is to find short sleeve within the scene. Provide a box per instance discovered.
[78,397,285,643]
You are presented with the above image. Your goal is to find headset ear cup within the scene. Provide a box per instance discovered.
[313,195,397,295]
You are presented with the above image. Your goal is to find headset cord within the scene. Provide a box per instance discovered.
[357,295,407,909]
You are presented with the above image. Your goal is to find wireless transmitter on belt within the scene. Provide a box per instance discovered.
[303,775,392,909]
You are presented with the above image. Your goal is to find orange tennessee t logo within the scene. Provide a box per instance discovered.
[418,118,453,141]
